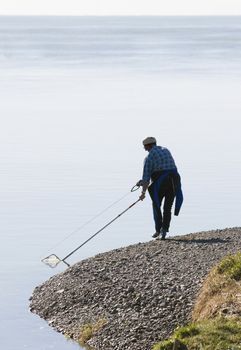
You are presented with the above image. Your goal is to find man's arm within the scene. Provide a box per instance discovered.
[139,181,149,201]
[138,156,153,200]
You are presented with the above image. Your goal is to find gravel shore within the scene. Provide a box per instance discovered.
[30,227,241,350]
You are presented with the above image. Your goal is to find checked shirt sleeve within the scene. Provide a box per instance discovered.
[142,155,154,184]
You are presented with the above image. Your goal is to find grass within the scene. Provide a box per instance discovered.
[152,338,188,350]
[192,253,241,321]
[217,253,241,281]
[78,318,107,346]
[153,317,241,350]
[153,253,241,350]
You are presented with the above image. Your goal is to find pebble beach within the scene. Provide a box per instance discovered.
[30,227,241,350]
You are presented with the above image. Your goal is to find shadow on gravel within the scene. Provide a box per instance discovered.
[168,237,231,244]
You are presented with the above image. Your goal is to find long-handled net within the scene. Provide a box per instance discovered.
[42,187,140,268]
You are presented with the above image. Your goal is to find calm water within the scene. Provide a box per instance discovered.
[0,16,241,350]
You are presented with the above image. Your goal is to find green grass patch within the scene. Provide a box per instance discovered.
[153,338,187,350]
[152,317,241,350]
[217,253,241,281]
[79,318,107,345]
[174,324,200,339]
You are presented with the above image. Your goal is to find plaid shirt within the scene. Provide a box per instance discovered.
[142,145,176,183]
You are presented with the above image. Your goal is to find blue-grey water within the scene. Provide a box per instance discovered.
[0,16,241,350]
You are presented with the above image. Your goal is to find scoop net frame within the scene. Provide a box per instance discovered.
[41,254,70,268]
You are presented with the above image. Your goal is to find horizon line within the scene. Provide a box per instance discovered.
[0,14,241,17]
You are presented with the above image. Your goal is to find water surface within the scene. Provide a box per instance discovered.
[0,16,241,350]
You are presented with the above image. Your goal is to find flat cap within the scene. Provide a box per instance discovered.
[142,137,157,146]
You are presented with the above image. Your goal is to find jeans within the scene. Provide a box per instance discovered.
[148,171,180,233]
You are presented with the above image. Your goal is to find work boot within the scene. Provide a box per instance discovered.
[160,228,167,240]
[152,232,160,238]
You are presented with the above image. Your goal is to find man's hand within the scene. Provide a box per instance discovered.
[139,192,146,201]
[136,180,143,187]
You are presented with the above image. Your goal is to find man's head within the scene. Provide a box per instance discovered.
[142,137,157,151]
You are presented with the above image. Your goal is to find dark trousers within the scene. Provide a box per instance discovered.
[148,172,179,233]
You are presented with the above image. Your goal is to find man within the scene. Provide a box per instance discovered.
[137,137,183,240]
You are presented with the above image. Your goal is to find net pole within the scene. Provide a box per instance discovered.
[62,198,141,265]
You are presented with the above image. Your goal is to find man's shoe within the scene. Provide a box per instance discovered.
[160,229,167,240]
[152,232,160,238]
